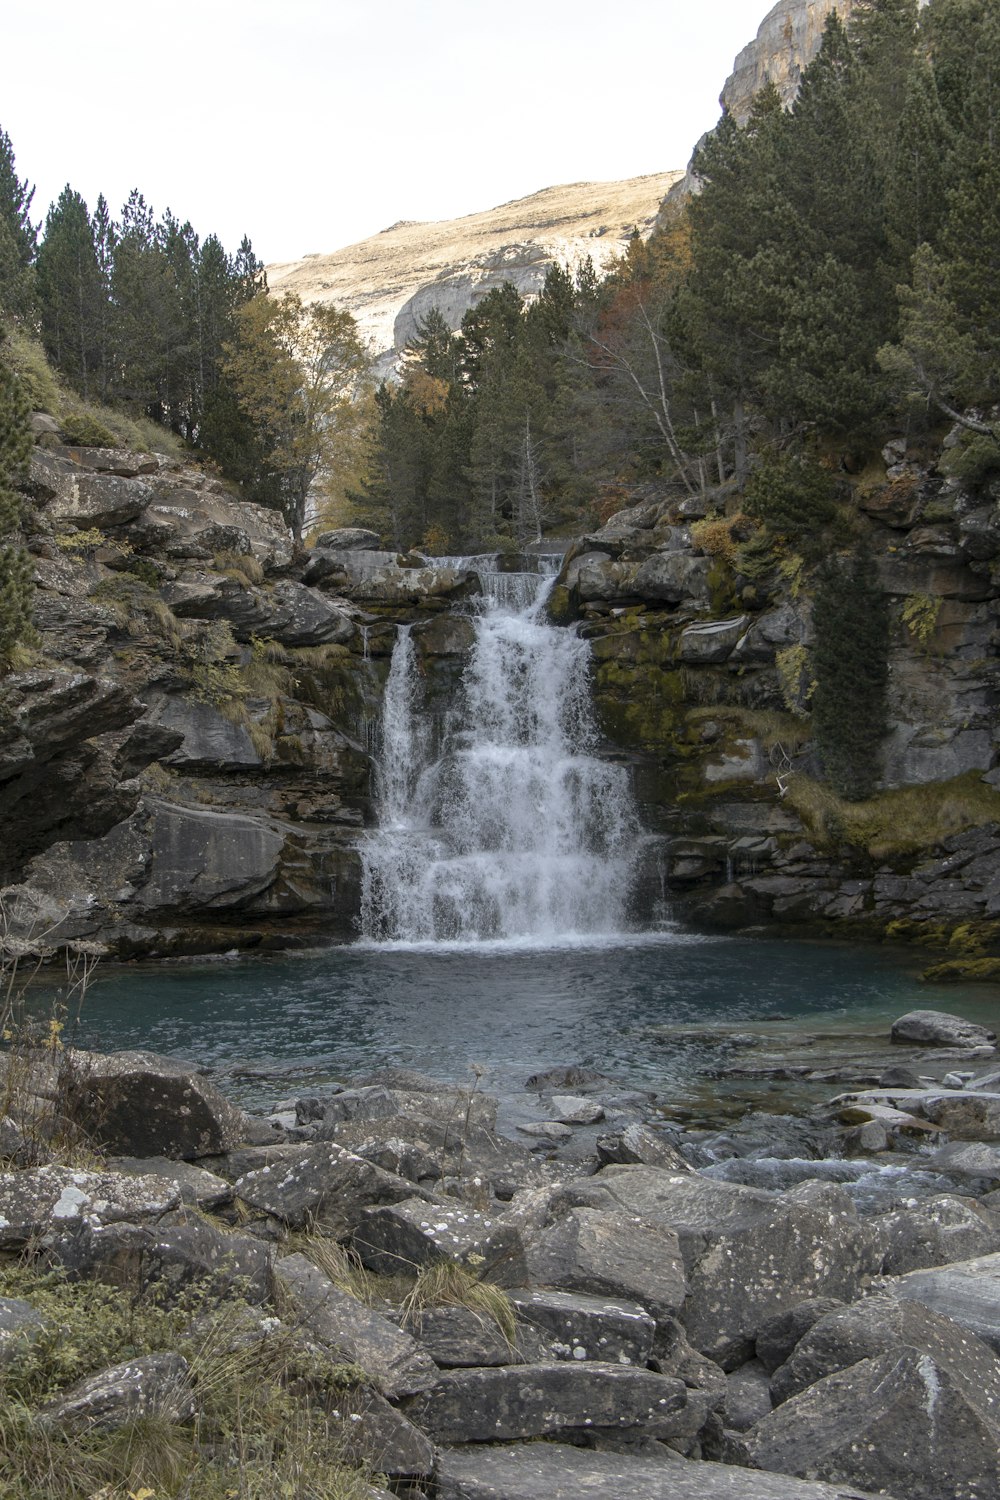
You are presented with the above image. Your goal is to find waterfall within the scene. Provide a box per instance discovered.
[359,558,643,946]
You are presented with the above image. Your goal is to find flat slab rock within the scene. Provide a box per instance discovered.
[434,1443,893,1499]
[403,1361,690,1442]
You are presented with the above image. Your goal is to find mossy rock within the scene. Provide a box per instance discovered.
[921,957,1000,984]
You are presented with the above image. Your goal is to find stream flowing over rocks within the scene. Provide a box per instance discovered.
[4,1008,1000,1496]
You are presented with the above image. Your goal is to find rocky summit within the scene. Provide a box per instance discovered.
[266,174,681,377]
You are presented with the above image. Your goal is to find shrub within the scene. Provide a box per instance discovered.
[745,451,838,540]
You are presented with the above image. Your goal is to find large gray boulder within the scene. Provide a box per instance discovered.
[235,1143,425,1236]
[768,1292,1000,1408]
[353,1196,518,1275]
[508,1287,656,1366]
[51,1211,272,1303]
[750,1346,1000,1500]
[587,1167,870,1367]
[489,1205,687,1324]
[870,1194,1000,1274]
[0,1165,180,1245]
[434,1441,894,1499]
[273,1253,437,1398]
[632,552,712,604]
[60,1050,250,1159]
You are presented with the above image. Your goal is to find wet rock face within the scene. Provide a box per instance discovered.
[8,440,498,956]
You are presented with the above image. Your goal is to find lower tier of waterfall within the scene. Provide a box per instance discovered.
[359,560,642,945]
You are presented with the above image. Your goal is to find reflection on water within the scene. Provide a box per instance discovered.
[50,933,1000,1111]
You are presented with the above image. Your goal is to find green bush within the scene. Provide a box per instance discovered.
[745,451,838,541]
[58,409,118,448]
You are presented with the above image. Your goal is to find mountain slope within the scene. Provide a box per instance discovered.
[266,173,681,375]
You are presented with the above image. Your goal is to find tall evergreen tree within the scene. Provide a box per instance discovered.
[0,129,36,322]
[36,187,103,398]
[0,342,34,667]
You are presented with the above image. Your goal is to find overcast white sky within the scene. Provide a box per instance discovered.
[4,1,765,265]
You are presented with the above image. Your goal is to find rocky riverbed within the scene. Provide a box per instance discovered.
[4,1005,1000,1497]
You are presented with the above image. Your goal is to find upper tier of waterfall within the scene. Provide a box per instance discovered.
[359,556,642,947]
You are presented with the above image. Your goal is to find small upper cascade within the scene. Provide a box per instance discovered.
[360,557,642,946]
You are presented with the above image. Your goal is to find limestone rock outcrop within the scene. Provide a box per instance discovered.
[266,176,681,378]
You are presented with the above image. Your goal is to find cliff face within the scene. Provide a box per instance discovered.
[1,438,484,958]
[721,0,861,123]
[547,434,1000,968]
[266,176,681,377]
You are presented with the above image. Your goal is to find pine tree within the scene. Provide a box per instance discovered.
[36,187,103,399]
[811,545,890,801]
[0,128,36,322]
[0,343,34,667]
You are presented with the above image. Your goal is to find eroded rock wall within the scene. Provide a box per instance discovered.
[548,441,1000,957]
[2,441,477,958]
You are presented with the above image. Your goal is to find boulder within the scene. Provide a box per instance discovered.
[929,1140,1000,1184]
[52,1211,272,1303]
[60,1050,250,1159]
[870,1194,1000,1275]
[0,1165,180,1246]
[769,1292,1000,1408]
[313,527,382,551]
[755,1299,847,1375]
[107,1156,233,1210]
[890,1009,996,1048]
[677,615,750,664]
[38,1352,194,1431]
[587,1167,870,1367]
[273,1253,437,1398]
[632,552,711,605]
[407,1303,546,1367]
[549,1094,605,1125]
[724,1358,773,1431]
[489,1205,687,1324]
[402,1361,690,1443]
[49,472,154,529]
[596,1123,691,1173]
[508,1287,656,1366]
[352,1196,517,1275]
[891,1249,1000,1353]
[434,1441,892,1498]
[750,1346,1000,1500]
[235,1143,424,1235]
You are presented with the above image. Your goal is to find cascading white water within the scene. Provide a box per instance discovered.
[360,558,642,945]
